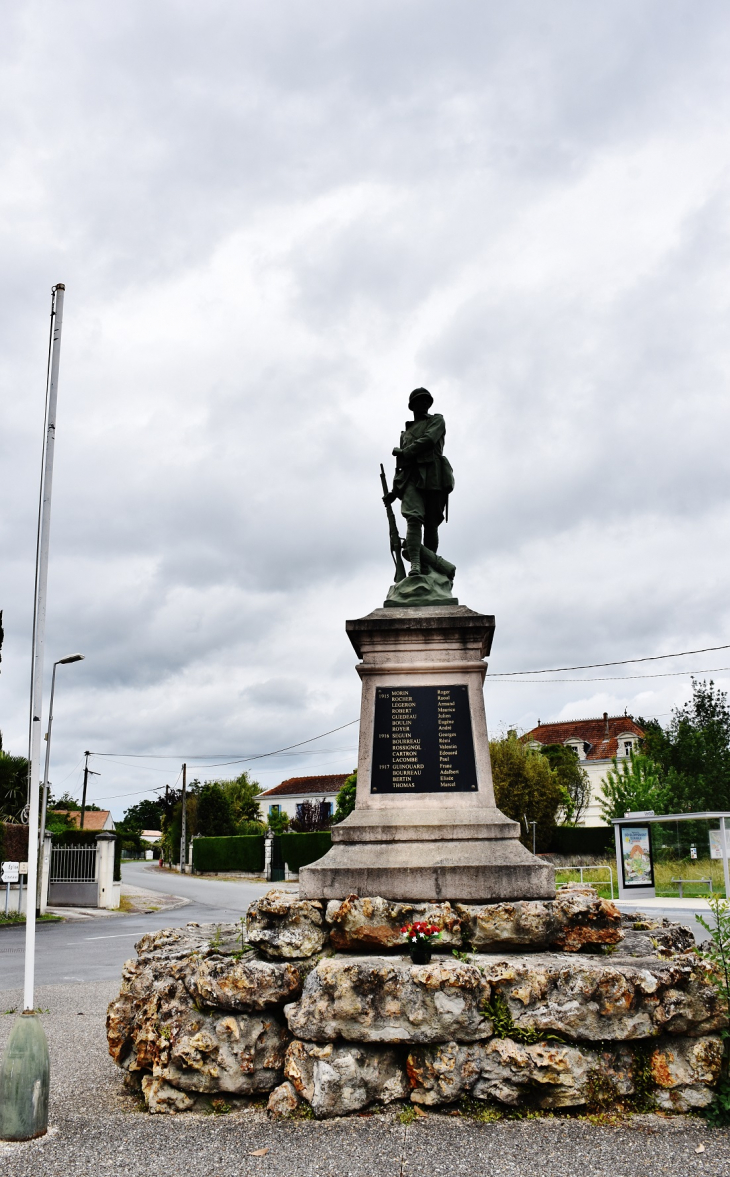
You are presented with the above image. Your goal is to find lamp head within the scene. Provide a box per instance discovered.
[57,653,85,665]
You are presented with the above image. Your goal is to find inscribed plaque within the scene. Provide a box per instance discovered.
[370,685,478,793]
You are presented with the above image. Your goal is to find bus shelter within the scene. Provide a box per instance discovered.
[611,811,730,901]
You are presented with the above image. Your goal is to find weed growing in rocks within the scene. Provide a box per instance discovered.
[397,1105,418,1124]
[483,990,565,1046]
[457,1095,502,1122]
[697,896,730,1124]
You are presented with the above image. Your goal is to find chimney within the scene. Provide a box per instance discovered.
[603,711,609,737]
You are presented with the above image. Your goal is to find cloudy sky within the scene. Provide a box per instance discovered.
[2,2,730,817]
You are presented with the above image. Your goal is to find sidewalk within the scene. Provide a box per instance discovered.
[45,881,190,922]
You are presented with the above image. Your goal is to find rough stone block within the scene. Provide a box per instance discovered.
[158,1007,290,1094]
[618,913,696,958]
[285,956,492,1044]
[650,1035,723,1111]
[325,895,463,951]
[284,1040,408,1117]
[267,1080,301,1117]
[455,889,623,953]
[185,956,303,1011]
[482,954,726,1042]
[141,1075,195,1114]
[407,1034,721,1110]
[247,891,327,959]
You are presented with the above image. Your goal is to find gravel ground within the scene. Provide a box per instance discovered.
[2,980,730,1176]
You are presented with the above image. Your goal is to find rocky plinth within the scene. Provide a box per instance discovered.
[106,889,726,1118]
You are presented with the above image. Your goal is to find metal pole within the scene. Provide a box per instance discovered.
[721,817,730,901]
[180,763,187,874]
[80,752,89,829]
[24,284,64,1013]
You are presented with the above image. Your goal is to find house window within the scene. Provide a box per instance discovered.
[269,804,281,816]
[624,741,632,757]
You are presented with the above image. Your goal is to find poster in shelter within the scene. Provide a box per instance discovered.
[620,825,653,887]
[710,830,723,860]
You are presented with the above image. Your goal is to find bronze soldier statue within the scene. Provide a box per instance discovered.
[383,388,455,577]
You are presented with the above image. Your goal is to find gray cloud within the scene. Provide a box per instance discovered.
[2,2,730,812]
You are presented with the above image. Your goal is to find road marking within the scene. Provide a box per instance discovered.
[69,932,146,942]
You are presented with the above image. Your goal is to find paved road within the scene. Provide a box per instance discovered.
[0,863,287,991]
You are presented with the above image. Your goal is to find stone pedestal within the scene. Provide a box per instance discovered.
[299,606,554,902]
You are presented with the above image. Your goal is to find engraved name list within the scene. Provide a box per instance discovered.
[370,685,478,794]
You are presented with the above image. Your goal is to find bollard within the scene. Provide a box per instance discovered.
[0,1011,50,1140]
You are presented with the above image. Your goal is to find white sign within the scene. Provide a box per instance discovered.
[1,861,19,883]
[710,830,724,860]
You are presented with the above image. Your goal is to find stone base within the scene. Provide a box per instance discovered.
[106,905,726,1119]
[299,807,555,902]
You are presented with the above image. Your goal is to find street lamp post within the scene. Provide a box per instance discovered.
[37,654,85,895]
[0,284,65,1143]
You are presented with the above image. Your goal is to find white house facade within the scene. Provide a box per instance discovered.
[258,773,350,823]
[525,713,645,826]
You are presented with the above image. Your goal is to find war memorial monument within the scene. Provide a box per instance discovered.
[300,386,554,901]
[106,389,725,1119]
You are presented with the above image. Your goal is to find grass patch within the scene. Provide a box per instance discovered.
[0,913,62,926]
[556,856,730,900]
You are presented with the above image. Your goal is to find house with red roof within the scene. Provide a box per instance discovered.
[258,774,350,823]
[525,712,645,826]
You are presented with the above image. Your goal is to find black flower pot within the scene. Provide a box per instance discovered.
[409,944,432,965]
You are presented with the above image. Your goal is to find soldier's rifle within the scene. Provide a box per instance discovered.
[379,464,407,583]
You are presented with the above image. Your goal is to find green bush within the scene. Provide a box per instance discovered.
[280,831,332,873]
[192,835,265,873]
[548,825,614,856]
[333,772,357,823]
[51,829,98,847]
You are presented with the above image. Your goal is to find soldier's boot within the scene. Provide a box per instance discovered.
[424,524,439,554]
[406,522,423,575]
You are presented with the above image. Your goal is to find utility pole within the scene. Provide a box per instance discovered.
[79,751,99,829]
[180,763,187,874]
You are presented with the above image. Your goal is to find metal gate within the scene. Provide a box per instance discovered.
[48,844,97,906]
[269,836,285,882]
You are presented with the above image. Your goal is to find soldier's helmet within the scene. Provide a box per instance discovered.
[408,387,433,409]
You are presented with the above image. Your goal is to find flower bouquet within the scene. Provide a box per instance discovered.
[401,921,441,964]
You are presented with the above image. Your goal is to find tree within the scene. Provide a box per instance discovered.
[599,753,671,822]
[120,798,165,830]
[490,733,566,851]
[0,750,28,822]
[539,745,591,825]
[196,782,236,838]
[334,771,357,823]
[640,680,730,812]
[267,809,290,834]
[290,800,332,832]
[218,772,263,825]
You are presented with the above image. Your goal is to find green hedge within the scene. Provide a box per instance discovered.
[0,822,29,863]
[280,831,332,873]
[547,825,614,856]
[192,835,265,873]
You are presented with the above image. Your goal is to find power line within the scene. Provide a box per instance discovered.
[486,665,730,684]
[89,718,360,766]
[488,643,730,677]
